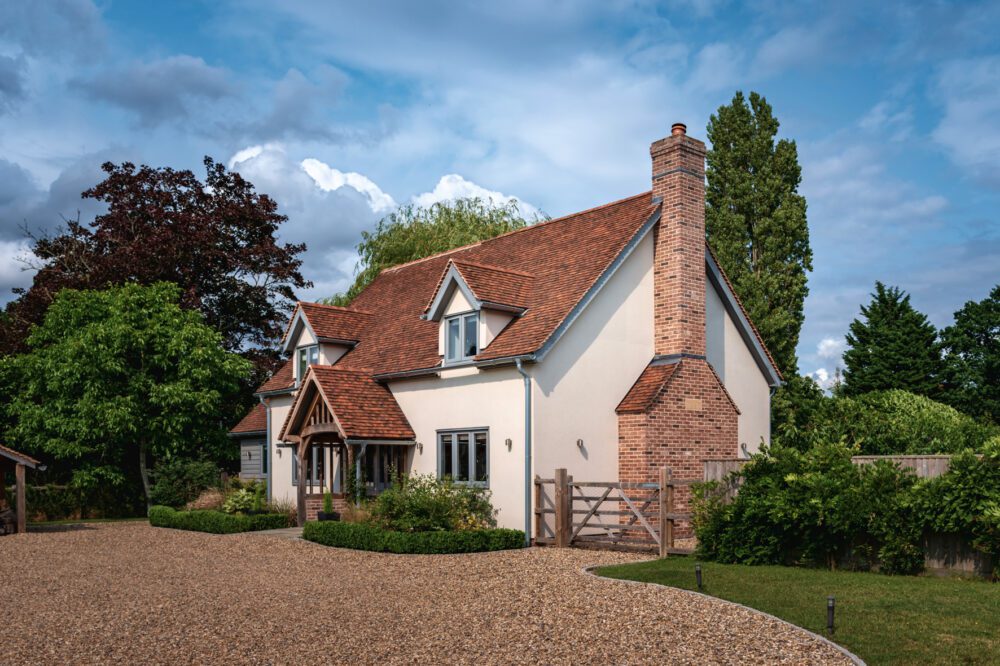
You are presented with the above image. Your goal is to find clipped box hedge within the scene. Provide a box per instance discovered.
[148,505,290,534]
[303,520,525,554]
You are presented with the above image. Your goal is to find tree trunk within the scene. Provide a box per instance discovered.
[138,442,152,511]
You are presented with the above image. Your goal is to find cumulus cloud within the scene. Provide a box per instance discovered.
[0,0,106,60]
[239,65,351,143]
[72,55,236,127]
[932,55,1000,187]
[412,174,541,218]
[816,337,845,361]
[808,367,840,391]
[301,158,395,213]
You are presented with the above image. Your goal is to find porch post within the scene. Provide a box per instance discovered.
[15,462,26,534]
[296,438,310,527]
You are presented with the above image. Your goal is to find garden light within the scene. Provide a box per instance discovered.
[695,563,703,590]
[827,595,835,634]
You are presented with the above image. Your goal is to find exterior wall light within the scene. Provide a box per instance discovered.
[505,438,512,451]
[417,441,423,454]
[577,439,584,449]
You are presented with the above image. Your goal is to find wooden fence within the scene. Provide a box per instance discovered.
[534,467,694,556]
[704,454,976,485]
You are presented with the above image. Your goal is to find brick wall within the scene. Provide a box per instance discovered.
[618,359,738,536]
[304,493,350,521]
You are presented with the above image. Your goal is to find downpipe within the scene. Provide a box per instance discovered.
[515,358,532,548]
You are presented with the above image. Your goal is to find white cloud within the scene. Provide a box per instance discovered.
[808,367,839,391]
[301,158,396,213]
[816,337,845,360]
[412,174,541,218]
[932,55,1000,187]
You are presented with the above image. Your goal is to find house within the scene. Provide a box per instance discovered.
[231,123,781,533]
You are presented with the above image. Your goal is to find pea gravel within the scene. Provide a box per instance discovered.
[0,522,851,664]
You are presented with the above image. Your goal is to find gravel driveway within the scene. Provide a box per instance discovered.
[0,522,850,664]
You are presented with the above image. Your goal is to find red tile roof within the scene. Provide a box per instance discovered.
[281,366,415,442]
[256,359,294,394]
[616,363,678,413]
[230,403,267,435]
[426,260,534,313]
[294,302,372,342]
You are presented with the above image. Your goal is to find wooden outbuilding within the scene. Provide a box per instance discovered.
[0,444,46,534]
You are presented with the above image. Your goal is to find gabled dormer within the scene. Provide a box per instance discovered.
[423,260,533,365]
[280,302,372,383]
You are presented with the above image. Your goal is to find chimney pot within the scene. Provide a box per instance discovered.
[671,122,687,137]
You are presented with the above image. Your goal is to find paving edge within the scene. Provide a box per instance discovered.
[581,564,866,666]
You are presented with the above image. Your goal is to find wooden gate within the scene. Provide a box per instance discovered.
[534,467,694,556]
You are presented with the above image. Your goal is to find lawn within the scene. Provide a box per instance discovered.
[597,556,999,665]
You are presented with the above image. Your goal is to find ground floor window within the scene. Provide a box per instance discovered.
[438,430,488,485]
[361,445,406,494]
[292,444,336,489]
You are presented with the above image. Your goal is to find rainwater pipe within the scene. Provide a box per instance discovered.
[515,358,533,547]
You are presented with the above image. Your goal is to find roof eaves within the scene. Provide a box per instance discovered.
[704,249,782,387]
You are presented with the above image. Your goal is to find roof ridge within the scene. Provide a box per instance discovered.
[381,190,652,275]
[299,302,373,315]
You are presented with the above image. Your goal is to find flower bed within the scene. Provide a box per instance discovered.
[148,505,290,534]
[303,520,524,554]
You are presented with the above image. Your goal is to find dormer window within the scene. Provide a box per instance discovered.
[445,312,478,363]
[297,344,319,380]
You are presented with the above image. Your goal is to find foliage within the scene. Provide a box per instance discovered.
[1,157,309,373]
[913,440,1000,559]
[841,282,944,398]
[326,197,537,305]
[148,505,290,533]
[3,283,251,506]
[705,91,812,376]
[940,284,1000,424]
[303,520,524,554]
[149,459,221,508]
[222,480,266,514]
[824,390,998,455]
[693,442,924,574]
[598,556,1000,666]
[770,374,829,451]
[368,473,498,532]
[8,483,145,521]
[322,490,334,515]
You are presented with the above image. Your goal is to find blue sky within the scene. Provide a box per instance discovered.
[1,1,998,384]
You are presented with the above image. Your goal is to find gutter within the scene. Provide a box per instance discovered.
[515,358,532,548]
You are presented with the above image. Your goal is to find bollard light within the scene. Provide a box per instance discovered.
[695,563,703,591]
[827,595,835,634]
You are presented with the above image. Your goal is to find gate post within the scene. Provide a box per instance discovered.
[554,468,570,547]
[659,466,672,558]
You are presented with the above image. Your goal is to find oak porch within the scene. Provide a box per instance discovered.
[0,444,46,535]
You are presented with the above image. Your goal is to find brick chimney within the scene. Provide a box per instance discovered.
[650,122,707,358]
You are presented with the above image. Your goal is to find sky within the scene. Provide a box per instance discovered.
[0,1,998,385]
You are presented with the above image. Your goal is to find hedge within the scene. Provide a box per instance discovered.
[303,520,525,554]
[148,505,290,534]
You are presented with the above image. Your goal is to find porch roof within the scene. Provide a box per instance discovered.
[0,443,45,470]
[279,365,415,443]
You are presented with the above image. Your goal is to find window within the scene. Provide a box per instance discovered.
[260,442,268,475]
[297,345,319,380]
[444,312,478,363]
[292,444,331,487]
[438,430,488,485]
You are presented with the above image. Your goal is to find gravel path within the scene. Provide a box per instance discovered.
[1,523,850,664]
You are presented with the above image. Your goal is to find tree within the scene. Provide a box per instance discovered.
[705,91,812,376]
[327,197,536,305]
[940,285,1000,424]
[1,157,309,375]
[3,283,251,508]
[841,282,944,397]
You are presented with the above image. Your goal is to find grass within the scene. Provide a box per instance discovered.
[597,556,999,665]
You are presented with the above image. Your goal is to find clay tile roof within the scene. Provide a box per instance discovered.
[256,359,294,394]
[0,443,42,469]
[616,363,678,413]
[340,191,656,374]
[297,302,372,342]
[230,403,267,435]
[306,366,415,441]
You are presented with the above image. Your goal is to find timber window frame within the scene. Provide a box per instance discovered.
[296,344,320,382]
[444,312,479,364]
[437,429,488,486]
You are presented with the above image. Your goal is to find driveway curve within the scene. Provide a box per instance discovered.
[0,522,849,664]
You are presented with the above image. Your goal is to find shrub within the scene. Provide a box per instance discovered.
[303,520,524,554]
[149,459,221,508]
[369,474,497,532]
[222,481,266,514]
[322,490,334,515]
[693,441,924,574]
[148,505,290,533]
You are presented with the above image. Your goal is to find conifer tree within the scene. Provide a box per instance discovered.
[706,91,812,376]
[841,282,943,397]
[940,284,1000,424]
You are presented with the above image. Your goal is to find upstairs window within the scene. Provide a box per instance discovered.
[445,312,478,363]
[297,344,319,380]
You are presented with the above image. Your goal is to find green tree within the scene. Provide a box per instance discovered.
[705,91,812,376]
[327,197,538,305]
[3,282,251,507]
[940,284,1000,424]
[841,282,943,397]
